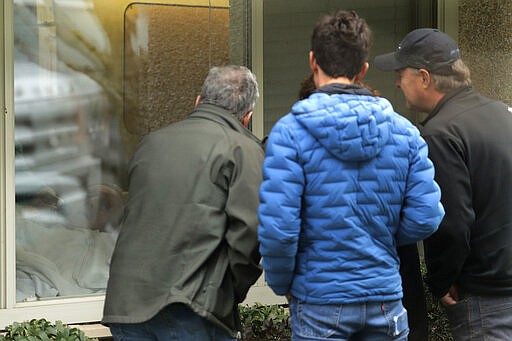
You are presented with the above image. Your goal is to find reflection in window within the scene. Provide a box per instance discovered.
[13,0,240,303]
[14,0,124,302]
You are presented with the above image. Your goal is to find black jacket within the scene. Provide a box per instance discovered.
[421,86,512,298]
[102,104,264,337]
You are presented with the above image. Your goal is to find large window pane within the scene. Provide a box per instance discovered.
[14,0,243,303]
[14,0,120,302]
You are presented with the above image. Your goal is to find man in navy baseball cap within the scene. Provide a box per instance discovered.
[375,28,512,341]
[374,28,460,74]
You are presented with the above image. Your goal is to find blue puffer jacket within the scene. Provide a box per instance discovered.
[258,85,444,303]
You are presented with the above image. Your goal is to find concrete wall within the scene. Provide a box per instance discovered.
[459,0,512,105]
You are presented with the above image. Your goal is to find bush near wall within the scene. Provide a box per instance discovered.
[239,303,291,341]
[0,319,98,341]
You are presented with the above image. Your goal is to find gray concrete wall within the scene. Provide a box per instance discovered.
[459,1,512,105]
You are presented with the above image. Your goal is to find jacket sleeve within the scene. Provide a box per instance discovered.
[422,134,473,298]
[224,143,264,303]
[258,123,304,296]
[397,129,444,245]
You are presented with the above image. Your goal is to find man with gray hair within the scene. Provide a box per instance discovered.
[102,65,263,341]
[375,28,512,340]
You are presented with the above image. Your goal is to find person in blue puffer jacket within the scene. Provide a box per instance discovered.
[258,10,445,341]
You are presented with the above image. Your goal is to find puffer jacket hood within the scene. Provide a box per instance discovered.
[292,91,392,162]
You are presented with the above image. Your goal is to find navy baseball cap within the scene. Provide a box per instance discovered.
[374,28,460,74]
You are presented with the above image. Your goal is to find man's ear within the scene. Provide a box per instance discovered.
[195,95,201,107]
[418,69,432,88]
[309,51,317,73]
[241,111,253,127]
[354,62,369,82]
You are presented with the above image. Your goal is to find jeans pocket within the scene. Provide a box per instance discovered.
[292,299,341,338]
[382,300,409,337]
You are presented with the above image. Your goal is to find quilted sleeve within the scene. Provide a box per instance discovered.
[397,128,445,245]
[258,120,304,296]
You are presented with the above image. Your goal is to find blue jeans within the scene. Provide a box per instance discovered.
[445,294,512,340]
[109,303,236,341]
[289,298,409,341]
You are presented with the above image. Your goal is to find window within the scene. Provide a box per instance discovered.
[1,0,251,324]
[14,0,121,302]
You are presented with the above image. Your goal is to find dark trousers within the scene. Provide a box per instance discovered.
[446,293,512,340]
[109,304,235,341]
[398,244,428,341]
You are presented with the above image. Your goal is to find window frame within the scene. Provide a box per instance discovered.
[250,0,263,139]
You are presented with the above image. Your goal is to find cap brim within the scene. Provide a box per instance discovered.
[374,52,406,72]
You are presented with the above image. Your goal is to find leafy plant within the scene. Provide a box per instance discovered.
[0,319,97,341]
[239,303,291,341]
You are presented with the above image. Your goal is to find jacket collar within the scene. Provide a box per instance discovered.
[189,103,263,148]
[421,86,472,126]
[313,83,373,96]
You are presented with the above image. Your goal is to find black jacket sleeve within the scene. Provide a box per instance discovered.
[423,134,474,297]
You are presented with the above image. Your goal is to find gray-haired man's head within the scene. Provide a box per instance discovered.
[199,65,259,122]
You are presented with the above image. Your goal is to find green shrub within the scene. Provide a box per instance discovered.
[0,319,97,341]
[239,303,291,341]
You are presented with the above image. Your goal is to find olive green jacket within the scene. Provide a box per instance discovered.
[102,104,263,337]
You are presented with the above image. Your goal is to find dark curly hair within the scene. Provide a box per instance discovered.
[311,10,372,79]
